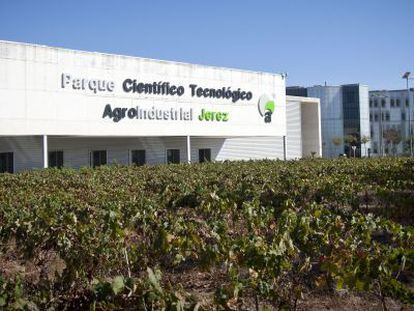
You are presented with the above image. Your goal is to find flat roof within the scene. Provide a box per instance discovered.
[0,39,284,78]
[286,95,320,103]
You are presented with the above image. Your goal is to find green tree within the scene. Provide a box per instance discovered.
[360,135,370,157]
[344,135,358,157]
[331,137,342,157]
[383,128,402,156]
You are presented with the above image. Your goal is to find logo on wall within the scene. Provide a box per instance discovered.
[258,95,275,123]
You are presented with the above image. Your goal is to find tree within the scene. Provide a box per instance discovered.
[383,128,402,156]
[360,135,370,157]
[331,137,342,157]
[403,135,414,156]
[344,135,358,157]
[332,137,342,147]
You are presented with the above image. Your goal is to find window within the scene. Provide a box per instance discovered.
[374,114,378,122]
[131,150,145,166]
[0,152,13,173]
[49,151,63,168]
[199,149,211,163]
[381,99,386,107]
[396,99,400,107]
[406,99,409,107]
[374,100,378,107]
[92,150,107,168]
[369,100,372,107]
[369,113,372,121]
[166,149,180,164]
[402,112,406,121]
[390,99,395,107]
[385,112,390,121]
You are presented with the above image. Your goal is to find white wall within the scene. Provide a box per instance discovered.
[286,100,302,159]
[1,135,287,172]
[0,40,286,138]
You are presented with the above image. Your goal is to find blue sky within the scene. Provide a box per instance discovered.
[0,0,412,90]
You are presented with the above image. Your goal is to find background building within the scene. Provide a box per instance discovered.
[0,41,321,173]
[369,89,414,156]
[287,84,370,158]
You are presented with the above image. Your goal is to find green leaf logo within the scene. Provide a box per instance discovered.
[258,95,275,123]
[265,101,275,113]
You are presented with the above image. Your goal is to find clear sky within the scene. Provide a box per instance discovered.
[0,0,412,90]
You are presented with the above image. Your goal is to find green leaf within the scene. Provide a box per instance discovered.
[147,268,163,295]
[111,276,125,295]
[0,295,7,307]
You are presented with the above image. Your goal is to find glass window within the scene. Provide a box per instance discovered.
[396,99,400,107]
[369,113,372,121]
[386,112,390,121]
[374,114,378,121]
[199,149,211,163]
[0,152,13,173]
[167,149,180,164]
[369,100,372,107]
[381,99,386,107]
[92,150,107,168]
[402,112,406,121]
[374,100,378,107]
[406,99,409,107]
[131,150,145,166]
[49,151,63,168]
[390,99,395,107]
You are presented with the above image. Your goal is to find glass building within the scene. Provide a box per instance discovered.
[287,84,370,158]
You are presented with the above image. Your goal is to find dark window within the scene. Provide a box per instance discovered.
[374,114,378,121]
[386,112,390,121]
[381,99,386,107]
[286,87,308,97]
[92,150,107,168]
[167,149,180,164]
[402,112,406,121]
[406,99,409,107]
[374,100,378,107]
[391,99,395,107]
[131,150,145,166]
[199,149,211,163]
[396,99,400,107]
[369,100,372,107]
[0,152,13,173]
[49,151,63,168]
[369,113,372,121]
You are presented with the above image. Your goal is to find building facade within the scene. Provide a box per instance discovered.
[287,84,370,158]
[369,89,414,156]
[0,41,321,173]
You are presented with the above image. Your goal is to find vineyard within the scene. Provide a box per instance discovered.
[0,158,414,310]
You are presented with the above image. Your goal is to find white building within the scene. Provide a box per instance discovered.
[287,84,370,158]
[0,41,321,173]
[369,89,414,156]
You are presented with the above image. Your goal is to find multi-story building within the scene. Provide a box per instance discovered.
[369,89,414,156]
[287,84,370,158]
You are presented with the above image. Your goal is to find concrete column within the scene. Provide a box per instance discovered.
[42,135,48,168]
[186,136,191,163]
